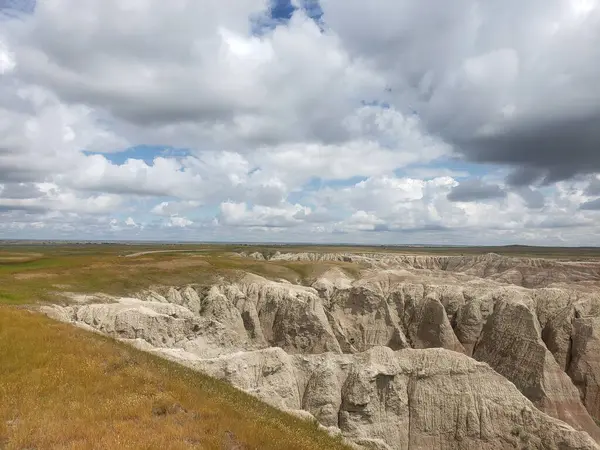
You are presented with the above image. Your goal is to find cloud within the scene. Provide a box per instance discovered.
[167,216,193,228]
[253,105,450,185]
[0,82,129,186]
[0,37,15,74]
[0,184,123,214]
[306,174,598,239]
[336,210,386,232]
[6,1,383,149]
[0,183,44,199]
[68,155,205,198]
[580,198,600,210]
[403,166,469,179]
[217,201,310,228]
[0,1,599,244]
[447,179,506,202]
[124,217,138,227]
[310,175,458,230]
[151,200,201,216]
[586,175,600,195]
[321,0,600,182]
[515,186,546,209]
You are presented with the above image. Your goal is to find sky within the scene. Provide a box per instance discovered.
[1,0,600,245]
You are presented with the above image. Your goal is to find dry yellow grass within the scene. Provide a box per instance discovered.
[0,307,350,450]
[0,246,344,305]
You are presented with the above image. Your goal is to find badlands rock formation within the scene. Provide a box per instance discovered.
[43,252,600,449]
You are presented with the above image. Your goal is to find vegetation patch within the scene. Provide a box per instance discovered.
[0,306,350,450]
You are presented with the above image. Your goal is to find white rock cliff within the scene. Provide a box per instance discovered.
[42,252,600,449]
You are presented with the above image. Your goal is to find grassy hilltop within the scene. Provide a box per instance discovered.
[0,244,355,450]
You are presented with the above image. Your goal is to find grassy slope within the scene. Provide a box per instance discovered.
[0,245,354,449]
[0,307,349,450]
[2,243,599,449]
[0,244,371,305]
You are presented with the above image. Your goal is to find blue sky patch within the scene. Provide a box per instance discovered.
[0,0,35,16]
[83,146,191,166]
[251,0,324,35]
[361,100,391,109]
[304,176,368,191]
[270,0,296,20]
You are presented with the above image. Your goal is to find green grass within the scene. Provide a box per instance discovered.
[1,242,599,306]
[0,244,367,306]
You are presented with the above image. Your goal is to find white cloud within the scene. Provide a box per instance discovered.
[308,174,600,238]
[0,182,123,214]
[0,1,599,244]
[217,201,310,228]
[151,200,201,216]
[125,217,137,227]
[167,216,193,228]
[336,210,386,232]
[67,155,204,198]
[5,1,383,149]
[0,38,15,74]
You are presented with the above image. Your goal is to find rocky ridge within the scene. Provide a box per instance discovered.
[42,252,600,449]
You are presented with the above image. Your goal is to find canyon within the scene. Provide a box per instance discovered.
[42,251,600,449]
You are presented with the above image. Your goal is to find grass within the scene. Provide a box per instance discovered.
[0,244,372,306]
[0,244,363,449]
[3,242,597,306]
[1,242,599,449]
[0,307,350,450]
[0,247,230,305]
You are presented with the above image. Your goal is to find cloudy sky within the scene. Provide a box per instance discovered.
[1,0,600,245]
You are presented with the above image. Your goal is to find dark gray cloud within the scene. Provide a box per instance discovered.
[447,179,506,202]
[505,167,546,187]
[580,198,600,211]
[461,115,600,185]
[516,186,545,209]
[0,183,43,199]
[321,0,600,183]
[586,178,600,196]
[0,166,42,183]
[0,203,46,212]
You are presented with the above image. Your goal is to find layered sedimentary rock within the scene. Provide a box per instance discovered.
[472,297,600,441]
[195,346,599,450]
[570,316,600,421]
[243,251,600,288]
[42,252,600,449]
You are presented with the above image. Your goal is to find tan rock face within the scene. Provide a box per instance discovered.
[570,316,600,422]
[327,286,409,353]
[42,252,600,449]
[191,346,600,450]
[472,298,600,441]
[225,275,342,354]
